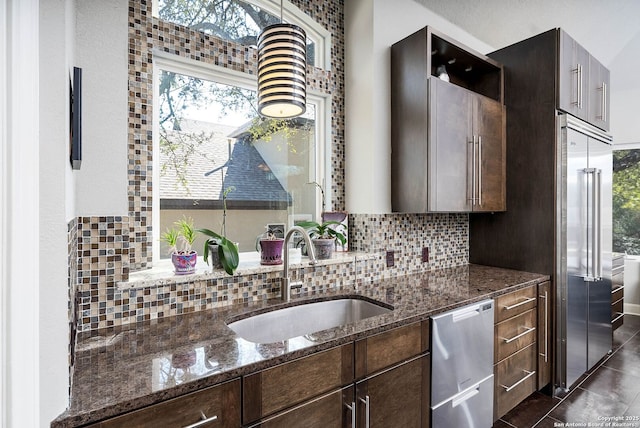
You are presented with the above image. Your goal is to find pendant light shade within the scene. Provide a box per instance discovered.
[257,23,307,118]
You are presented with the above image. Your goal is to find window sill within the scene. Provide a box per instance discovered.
[119,250,376,290]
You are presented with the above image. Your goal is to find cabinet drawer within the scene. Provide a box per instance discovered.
[355,320,429,379]
[243,344,353,424]
[612,285,624,303]
[494,344,537,420]
[246,386,354,428]
[612,297,624,317]
[495,285,537,323]
[495,308,537,362]
[88,378,241,428]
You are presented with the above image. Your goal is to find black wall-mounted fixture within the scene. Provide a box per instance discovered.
[70,66,82,170]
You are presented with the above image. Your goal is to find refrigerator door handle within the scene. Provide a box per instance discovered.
[594,169,602,279]
[583,167,599,281]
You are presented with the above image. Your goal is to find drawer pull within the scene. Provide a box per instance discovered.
[503,296,536,311]
[501,369,536,392]
[503,326,536,344]
[183,412,218,428]
[612,312,624,324]
[611,286,624,294]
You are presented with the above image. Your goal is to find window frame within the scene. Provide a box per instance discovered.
[151,0,332,71]
[152,50,331,262]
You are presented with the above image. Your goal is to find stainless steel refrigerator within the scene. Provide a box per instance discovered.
[556,113,613,391]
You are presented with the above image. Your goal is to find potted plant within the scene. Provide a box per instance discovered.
[196,186,239,275]
[256,227,285,265]
[296,220,347,260]
[161,215,198,275]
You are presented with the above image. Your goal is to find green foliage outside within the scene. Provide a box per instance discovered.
[613,149,640,255]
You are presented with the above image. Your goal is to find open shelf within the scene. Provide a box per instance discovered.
[429,32,502,102]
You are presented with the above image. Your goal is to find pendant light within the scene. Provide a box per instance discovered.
[257,0,306,118]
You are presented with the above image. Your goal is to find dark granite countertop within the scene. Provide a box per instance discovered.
[52,264,548,427]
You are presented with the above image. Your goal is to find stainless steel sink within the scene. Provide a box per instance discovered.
[227,298,392,343]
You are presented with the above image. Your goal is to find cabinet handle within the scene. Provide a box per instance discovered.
[578,63,583,109]
[503,326,536,344]
[182,411,217,428]
[502,296,536,311]
[471,135,477,206]
[539,291,548,362]
[602,82,607,122]
[478,135,482,207]
[346,402,356,427]
[359,395,370,428]
[501,369,536,392]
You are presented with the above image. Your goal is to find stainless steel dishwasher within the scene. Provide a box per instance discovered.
[431,299,494,428]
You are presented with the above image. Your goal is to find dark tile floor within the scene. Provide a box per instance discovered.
[494,314,640,428]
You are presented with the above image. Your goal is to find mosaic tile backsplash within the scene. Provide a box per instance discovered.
[70,213,468,332]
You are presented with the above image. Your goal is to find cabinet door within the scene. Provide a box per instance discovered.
[537,281,551,390]
[558,30,589,121]
[588,55,610,131]
[429,77,473,212]
[247,386,355,428]
[474,94,506,212]
[356,353,430,428]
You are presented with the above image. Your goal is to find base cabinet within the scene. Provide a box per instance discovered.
[493,285,538,421]
[245,387,355,428]
[537,281,552,389]
[85,379,241,428]
[612,253,625,331]
[356,354,430,428]
[245,321,431,428]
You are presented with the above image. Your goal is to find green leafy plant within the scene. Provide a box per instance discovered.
[296,220,347,247]
[196,228,239,275]
[161,215,197,254]
[196,186,239,275]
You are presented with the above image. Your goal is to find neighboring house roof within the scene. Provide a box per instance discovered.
[159,119,291,206]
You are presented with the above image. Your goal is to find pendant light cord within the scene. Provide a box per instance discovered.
[280,0,283,23]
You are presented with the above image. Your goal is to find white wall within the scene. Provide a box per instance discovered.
[74,0,128,216]
[39,0,75,425]
[344,0,493,213]
[609,30,640,145]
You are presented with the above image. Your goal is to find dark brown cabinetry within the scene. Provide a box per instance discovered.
[612,253,625,331]
[391,27,505,213]
[558,30,610,131]
[85,379,241,428]
[537,281,552,390]
[245,321,431,428]
[354,321,430,428]
[493,286,538,421]
[243,344,354,426]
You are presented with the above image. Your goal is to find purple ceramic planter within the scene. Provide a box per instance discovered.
[171,251,197,275]
[259,238,284,265]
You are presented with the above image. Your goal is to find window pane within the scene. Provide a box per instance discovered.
[613,148,640,255]
[157,70,317,257]
[156,0,316,66]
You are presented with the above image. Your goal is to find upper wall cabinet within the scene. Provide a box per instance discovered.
[391,27,506,213]
[558,30,610,131]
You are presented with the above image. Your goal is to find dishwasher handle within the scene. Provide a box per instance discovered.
[451,300,493,323]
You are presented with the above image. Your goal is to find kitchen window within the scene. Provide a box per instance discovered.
[613,145,640,255]
[152,54,329,261]
[152,0,331,70]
